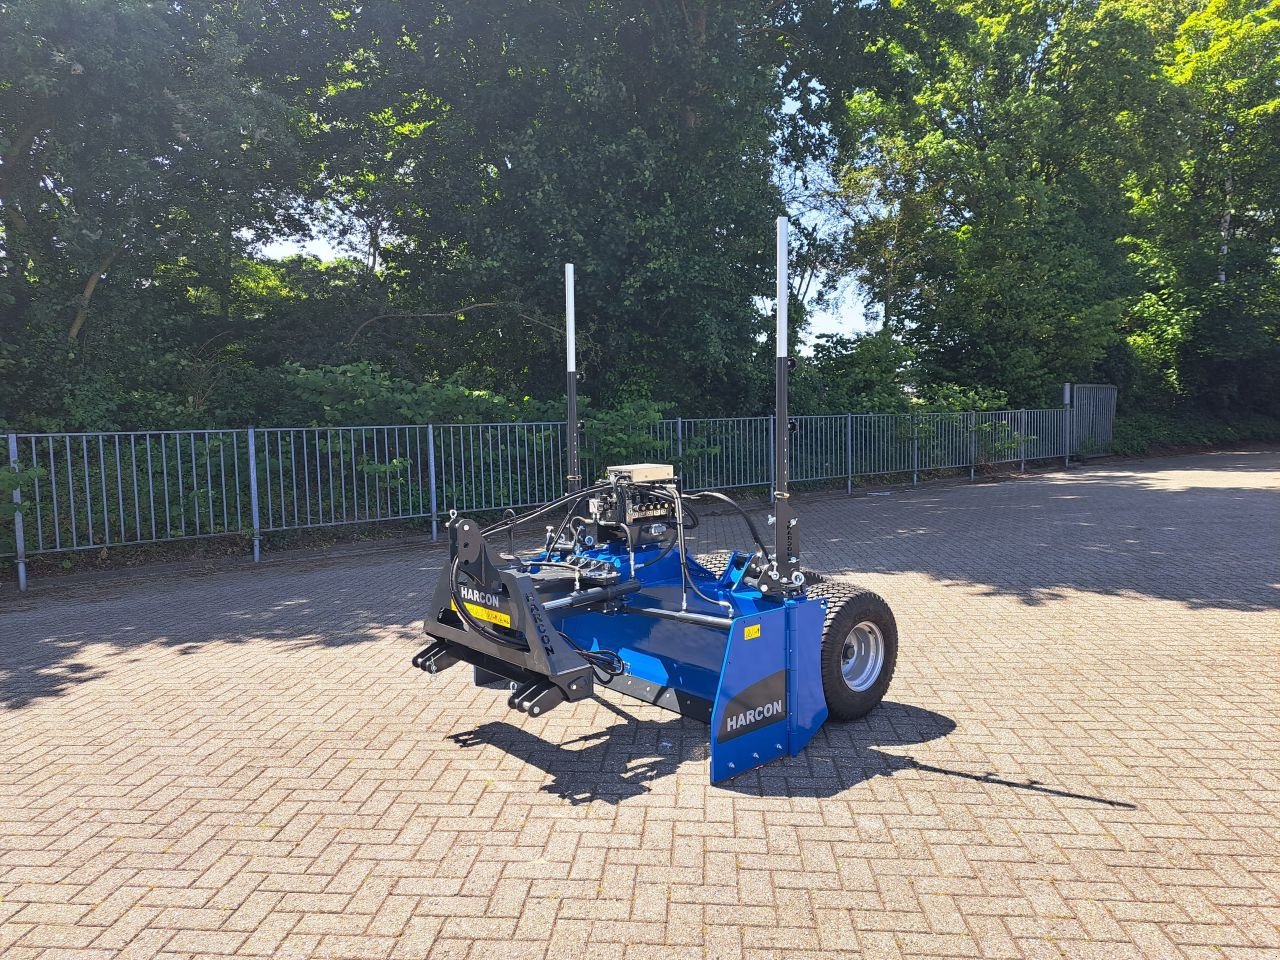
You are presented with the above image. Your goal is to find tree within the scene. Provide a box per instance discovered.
[813,0,1180,405]
[0,0,313,426]
[317,1,793,415]
[792,329,914,414]
[3,1,1275,432]
[1125,0,1280,413]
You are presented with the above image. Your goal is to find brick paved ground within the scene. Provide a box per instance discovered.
[1,450,1277,959]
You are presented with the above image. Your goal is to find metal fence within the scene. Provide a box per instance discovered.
[4,394,1114,590]
[1070,384,1118,456]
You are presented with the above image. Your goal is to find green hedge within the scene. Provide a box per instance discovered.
[1112,410,1280,457]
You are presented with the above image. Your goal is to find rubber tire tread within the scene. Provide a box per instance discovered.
[807,579,898,721]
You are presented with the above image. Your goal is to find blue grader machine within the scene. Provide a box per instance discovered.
[412,219,898,783]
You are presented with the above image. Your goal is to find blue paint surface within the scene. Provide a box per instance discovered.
[542,540,828,783]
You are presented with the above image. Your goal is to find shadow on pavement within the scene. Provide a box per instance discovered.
[450,718,687,805]
[3,451,1274,711]
[447,700,949,804]
[694,452,1280,613]
[449,699,1136,807]
[0,556,440,709]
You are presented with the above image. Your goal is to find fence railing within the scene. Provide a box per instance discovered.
[1070,383,1118,456]
[4,399,1111,590]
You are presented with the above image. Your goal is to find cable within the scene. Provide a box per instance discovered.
[547,500,594,553]
[684,490,771,558]
[682,501,700,529]
[481,482,611,538]
[637,528,679,568]
[456,479,758,676]
[596,519,635,577]
[669,483,733,614]
[448,558,529,650]
[523,558,593,593]
[558,630,624,680]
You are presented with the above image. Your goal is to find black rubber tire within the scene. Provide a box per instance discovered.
[808,580,898,720]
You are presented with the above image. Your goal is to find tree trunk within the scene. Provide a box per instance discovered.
[367,218,381,274]
[1218,166,1233,285]
[68,248,121,340]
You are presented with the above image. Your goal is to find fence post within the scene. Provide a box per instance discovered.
[7,433,26,591]
[427,424,438,542]
[675,417,684,465]
[969,411,977,481]
[910,414,919,485]
[1062,382,1072,467]
[845,413,853,495]
[246,427,261,562]
[1019,409,1026,472]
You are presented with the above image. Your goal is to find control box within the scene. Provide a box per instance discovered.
[605,463,676,484]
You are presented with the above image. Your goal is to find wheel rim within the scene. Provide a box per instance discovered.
[841,620,885,693]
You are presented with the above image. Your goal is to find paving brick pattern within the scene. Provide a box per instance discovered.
[1,450,1277,959]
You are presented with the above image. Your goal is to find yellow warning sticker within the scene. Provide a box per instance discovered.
[744,623,762,640]
[451,600,512,629]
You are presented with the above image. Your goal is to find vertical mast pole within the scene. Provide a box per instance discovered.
[773,217,800,586]
[775,218,789,499]
[565,264,580,492]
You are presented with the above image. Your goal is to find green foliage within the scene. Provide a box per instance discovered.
[2,2,796,430]
[582,389,671,470]
[1122,0,1280,416]
[793,329,914,414]
[0,461,42,555]
[913,383,1010,413]
[791,329,1010,415]
[274,362,560,427]
[799,0,1279,421]
[817,0,1174,407]
[312,1,789,415]
[0,463,29,522]
[0,0,316,430]
[0,0,1276,438]
[1112,409,1280,456]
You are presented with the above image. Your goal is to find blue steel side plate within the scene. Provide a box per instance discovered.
[708,596,828,783]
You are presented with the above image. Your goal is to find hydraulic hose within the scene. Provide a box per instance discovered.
[669,483,732,614]
[684,490,771,559]
[448,557,528,651]
[481,481,612,538]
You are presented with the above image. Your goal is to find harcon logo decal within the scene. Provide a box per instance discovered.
[452,584,511,628]
[716,670,787,743]
[459,584,502,608]
[726,699,783,732]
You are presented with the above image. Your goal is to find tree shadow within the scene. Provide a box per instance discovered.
[2,451,1274,712]
[0,555,441,709]
[692,452,1280,612]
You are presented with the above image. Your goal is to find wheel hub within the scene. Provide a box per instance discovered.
[840,620,885,693]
